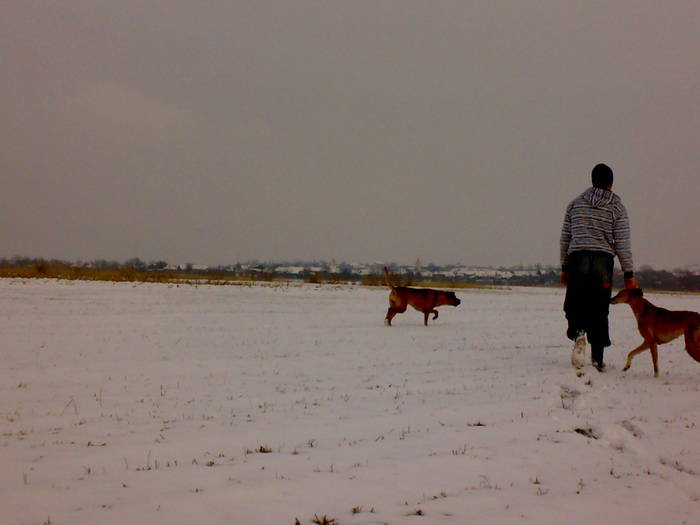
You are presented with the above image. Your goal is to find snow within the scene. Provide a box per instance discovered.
[2,279,700,525]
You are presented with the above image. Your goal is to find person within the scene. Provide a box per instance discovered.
[560,163,638,372]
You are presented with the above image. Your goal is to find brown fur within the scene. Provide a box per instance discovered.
[611,288,700,377]
[384,267,460,326]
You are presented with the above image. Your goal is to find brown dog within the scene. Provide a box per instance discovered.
[611,288,700,376]
[384,267,461,326]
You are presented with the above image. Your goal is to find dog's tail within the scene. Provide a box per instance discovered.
[383,266,395,290]
[683,323,700,363]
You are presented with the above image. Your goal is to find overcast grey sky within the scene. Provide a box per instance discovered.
[2,1,698,269]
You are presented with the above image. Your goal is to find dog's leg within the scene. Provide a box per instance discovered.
[650,342,659,377]
[386,305,406,326]
[623,341,650,371]
[386,290,407,326]
[421,308,439,325]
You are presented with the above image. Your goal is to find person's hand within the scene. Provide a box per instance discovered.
[624,277,638,289]
[560,272,569,285]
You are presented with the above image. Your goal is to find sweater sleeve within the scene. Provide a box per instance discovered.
[560,205,572,271]
[613,202,634,277]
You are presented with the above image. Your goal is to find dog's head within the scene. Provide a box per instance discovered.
[447,291,461,307]
[611,288,643,305]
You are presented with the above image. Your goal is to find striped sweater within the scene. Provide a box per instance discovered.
[560,187,634,277]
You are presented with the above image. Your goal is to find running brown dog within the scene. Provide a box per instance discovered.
[611,288,700,376]
[384,267,461,326]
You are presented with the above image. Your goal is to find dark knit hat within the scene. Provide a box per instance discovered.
[592,163,613,189]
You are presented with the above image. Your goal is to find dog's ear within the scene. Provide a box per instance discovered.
[630,288,643,298]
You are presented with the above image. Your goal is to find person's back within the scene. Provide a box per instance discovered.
[561,185,633,277]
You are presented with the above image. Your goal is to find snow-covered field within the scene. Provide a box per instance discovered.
[2,279,700,525]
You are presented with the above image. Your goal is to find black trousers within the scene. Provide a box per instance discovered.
[563,251,614,350]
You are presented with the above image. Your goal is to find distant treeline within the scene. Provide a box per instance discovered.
[1,257,698,291]
[627,266,700,292]
[0,257,246,285]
